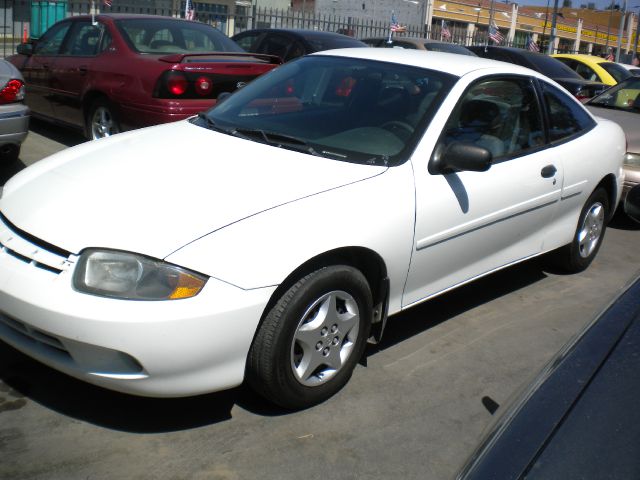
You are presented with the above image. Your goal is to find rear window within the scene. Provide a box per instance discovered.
[304,35,367,53]
[524,54,582,79]
[599,62,632,83]
[116,18,243,54]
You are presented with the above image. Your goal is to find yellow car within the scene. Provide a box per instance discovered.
[552,53,632,86]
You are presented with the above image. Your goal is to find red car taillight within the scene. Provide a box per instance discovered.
[0,79,25,104]
[166,72,188,96]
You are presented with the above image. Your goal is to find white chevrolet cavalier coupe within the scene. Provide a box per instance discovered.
[0,49,625,409]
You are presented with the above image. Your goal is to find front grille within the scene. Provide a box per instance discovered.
[0,213,73,274]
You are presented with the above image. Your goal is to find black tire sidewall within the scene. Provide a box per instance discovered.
[249,266,372,409]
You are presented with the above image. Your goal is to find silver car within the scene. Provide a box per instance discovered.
[0,59,29,162]
[586,76,640,202]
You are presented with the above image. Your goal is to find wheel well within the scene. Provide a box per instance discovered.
[260,247,388,329]
[596,174,618,221]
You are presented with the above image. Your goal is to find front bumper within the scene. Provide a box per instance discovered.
[0,218,275,397]
[622,165,639,201]
[0,103,30,146]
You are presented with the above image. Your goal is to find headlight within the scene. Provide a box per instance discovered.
[73,249,207,300]
[624,153,640,167]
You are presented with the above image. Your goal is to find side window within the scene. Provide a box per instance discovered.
[439,77,544,160]
[99,30,112,53]
[574,63,598,81]
[541,81,595,142]
[234,33,260,52]
[258,34,290,61]
[284,40,305,62]
[34,22,72,55]
[61,22,103,56]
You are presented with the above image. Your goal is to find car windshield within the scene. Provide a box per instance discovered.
[526,54,583,79]
[588,76,640,112]
[423,42,476,56]
[599,62,632,83]
[116,18,244,54]
[195,55,456,166]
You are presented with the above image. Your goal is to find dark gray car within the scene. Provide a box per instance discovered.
[0,59,29,162]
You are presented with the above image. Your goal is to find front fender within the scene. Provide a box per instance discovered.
[166,162,417,315]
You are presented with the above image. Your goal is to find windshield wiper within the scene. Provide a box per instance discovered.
[231,128,324,157]
[195,112,231,133]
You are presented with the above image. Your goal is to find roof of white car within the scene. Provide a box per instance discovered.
[314,47,536,78]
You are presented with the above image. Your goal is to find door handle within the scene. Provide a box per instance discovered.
[78,66,88,74]
[541,165,557,178]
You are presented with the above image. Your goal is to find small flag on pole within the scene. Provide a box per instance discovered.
[185,0,195,21]
[527,35,539,52]
[103,0,112,6]
[488,22,504,44]
[605,48,614,61]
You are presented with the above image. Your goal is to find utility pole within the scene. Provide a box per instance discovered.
[547,0,559,54]
[616,0,628,61]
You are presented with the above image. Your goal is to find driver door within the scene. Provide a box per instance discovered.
[404,76,563,307]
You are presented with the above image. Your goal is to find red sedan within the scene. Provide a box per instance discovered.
[7,14,281,139]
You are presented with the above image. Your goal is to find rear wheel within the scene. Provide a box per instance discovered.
[552,187,609,273]
[86,98,120,140]
[247,265,372,409]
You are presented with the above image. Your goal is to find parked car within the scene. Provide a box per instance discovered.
[458,185,640,480]
[0,49,625,409]
[231,28,367,62]
[618,62,640,76]
[468,46,607,100]
[585,75,640,202]
[0,59,29,161]
[552,53,632,85]
[361,36,476,56]
[6,14,281,140]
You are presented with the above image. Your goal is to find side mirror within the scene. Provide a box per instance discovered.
[624,184,640,223]
[16,43,33,56]
[429,142,492,175]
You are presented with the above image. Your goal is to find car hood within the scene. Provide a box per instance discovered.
[0,121,386,258]
[586,106,640,153]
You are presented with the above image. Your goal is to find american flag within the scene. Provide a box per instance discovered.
[527,35,539,52]
[185,0,195,21]
[390,12,406,33]
[488,22,504,44]
[103,0,112,6]
[441,20,451,41]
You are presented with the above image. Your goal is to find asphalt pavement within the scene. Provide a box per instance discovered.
[1,124,639,480]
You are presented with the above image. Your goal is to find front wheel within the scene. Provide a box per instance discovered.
[552,187,609,273]
[86,98,120,140]
[247,266,373,409]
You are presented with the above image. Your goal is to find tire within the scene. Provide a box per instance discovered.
[247,265,373,409]
[552,187,609,273]
[86,98,120,140]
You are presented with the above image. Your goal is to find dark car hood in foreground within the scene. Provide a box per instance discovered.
[458,275,640,480]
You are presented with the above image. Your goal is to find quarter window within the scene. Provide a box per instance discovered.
[440,77,544,160]
[541,81,595,142]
